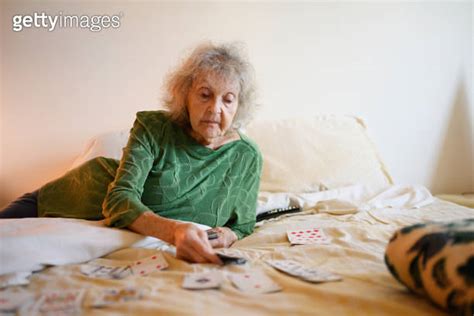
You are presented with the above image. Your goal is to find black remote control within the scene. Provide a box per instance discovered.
[256,205,301,222]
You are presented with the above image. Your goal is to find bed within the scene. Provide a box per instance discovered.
[1,115,472,315]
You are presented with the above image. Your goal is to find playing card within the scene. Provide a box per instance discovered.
[299,269,342,283]
[287,228,329,245]
[32,289,85,316]
[90,287,143,308]
[215,252,247,265]
[80,263,132,280]
[0,271,31,288]
[266,259,342,283]
[0,291,33,313]
[182,271,223,290]
[130,252,168,276]
[228,270,281,294]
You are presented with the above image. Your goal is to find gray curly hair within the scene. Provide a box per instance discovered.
[163,42,257,130]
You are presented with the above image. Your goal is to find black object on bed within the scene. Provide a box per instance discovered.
[256,206,302,222]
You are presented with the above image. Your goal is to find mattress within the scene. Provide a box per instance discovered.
[3,198,472,315]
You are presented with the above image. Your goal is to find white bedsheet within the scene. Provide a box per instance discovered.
[257,184,433,214]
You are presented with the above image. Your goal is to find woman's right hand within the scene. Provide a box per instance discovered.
[173,223,223,264]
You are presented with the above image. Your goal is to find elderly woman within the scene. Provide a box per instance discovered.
[0,42,262,264]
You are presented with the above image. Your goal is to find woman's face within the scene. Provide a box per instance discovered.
[187,71,240,146]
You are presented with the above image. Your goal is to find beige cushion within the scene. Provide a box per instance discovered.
[245,115,393,193]
[72,115,393,194]
[70,130,130,170]
[435,194,474,208]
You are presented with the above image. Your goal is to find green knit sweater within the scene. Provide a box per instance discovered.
[38,111,262,239]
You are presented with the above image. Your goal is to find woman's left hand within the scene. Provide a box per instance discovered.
[207,227,238,248]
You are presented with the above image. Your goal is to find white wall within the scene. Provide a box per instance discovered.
[1,1,472,208]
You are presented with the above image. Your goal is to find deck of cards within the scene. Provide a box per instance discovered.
[266,259,342,283]
[287,228,330,245]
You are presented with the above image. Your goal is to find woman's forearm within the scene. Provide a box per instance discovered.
[128,211,178,244]
[129,211,222,264]
[128,211,237,250]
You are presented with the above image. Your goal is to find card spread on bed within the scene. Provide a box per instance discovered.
[0,291,33,313]
[228,270,282,294]
[182,271,223,290]
[130,253,169,276]
[287,228,329,245]
[266,259,342,283]
[32,289,85,315]
[80,252,168,279]
[90,287,143,307]
[80,262,133,280]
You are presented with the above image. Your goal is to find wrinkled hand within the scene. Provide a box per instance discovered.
[174,223,222,264]
[208,227,238,248]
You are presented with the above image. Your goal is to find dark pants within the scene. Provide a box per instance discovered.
[0,190,39,218]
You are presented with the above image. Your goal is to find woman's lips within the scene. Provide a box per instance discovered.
[202,120,219,125]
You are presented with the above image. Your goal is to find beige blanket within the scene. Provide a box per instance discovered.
[11,198,473,315]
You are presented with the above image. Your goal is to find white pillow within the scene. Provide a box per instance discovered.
[245,115,393,194]
[0,218,155,275]
[0,218,210,276]
[70,129,130,170]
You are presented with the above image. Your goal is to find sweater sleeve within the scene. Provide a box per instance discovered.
[102,114,156,228]
[227,150,263,239]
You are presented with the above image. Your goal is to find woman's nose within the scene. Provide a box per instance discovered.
[208,98,223,114]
